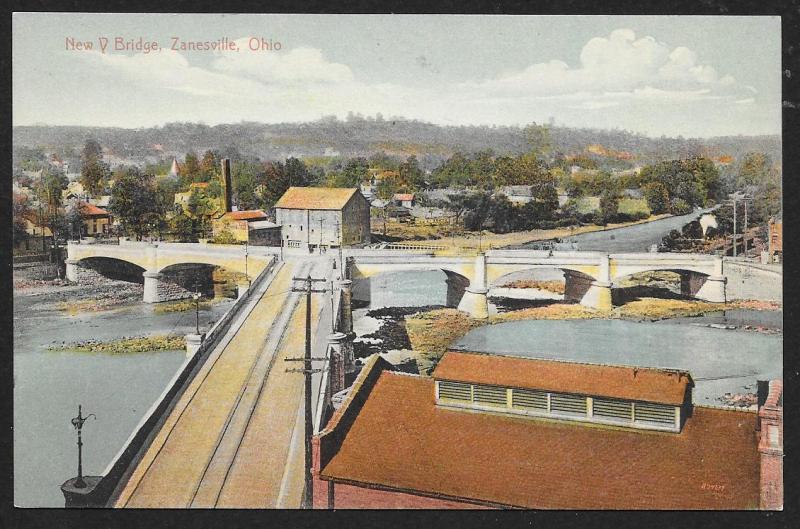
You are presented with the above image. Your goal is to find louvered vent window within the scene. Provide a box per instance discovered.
[633,402,675,426]
[593,397,633,422]
[512,389,548,411]
[472,384,508,407]
[549,393,587,416]
[438,381,471,403]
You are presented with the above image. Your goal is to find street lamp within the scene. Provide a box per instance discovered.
[193,291,201,335]
[70,405,96,489]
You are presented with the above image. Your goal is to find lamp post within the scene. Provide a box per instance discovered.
[244,235,250,286]
[193,290,201,335]
[70,405,96,489]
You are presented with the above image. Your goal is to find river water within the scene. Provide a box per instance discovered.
[13,292,234,507]
[518,207,715,252]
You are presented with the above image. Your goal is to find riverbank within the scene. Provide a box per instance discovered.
[377,213,672,249]
[48,334,186,354]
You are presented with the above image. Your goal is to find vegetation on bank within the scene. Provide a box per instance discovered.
[498,279,566,294]
[48,334,186,354]
[152,297,215,314]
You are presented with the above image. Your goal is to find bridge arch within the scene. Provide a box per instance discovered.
[68,256,146,284]
[611,268,713,303]
[158,262,247,300]
[349,266,472,309]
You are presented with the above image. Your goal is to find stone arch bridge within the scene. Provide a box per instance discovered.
[66,240,273,302]
[346,249,727,318]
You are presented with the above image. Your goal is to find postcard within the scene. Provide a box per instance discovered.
[12,12,782,510]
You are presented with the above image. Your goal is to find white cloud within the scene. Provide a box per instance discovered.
[54,28,769,136]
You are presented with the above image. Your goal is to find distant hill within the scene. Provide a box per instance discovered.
[12,118,781,172]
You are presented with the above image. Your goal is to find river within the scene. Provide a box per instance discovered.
[518,207,715,252]
[13,292,234,508]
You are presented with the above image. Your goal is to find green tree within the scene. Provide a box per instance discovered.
[599,189,620,225]
[643,181,670,215]
[80,140,111,197]
[200,150,220,182]
[489,194,516,233]
[170,211,195,242]
[182,152,201,186]
[109,167,162,240]
[398,155,425,189]
[461,191,493,231]
[187,187,216,239]
[523,122,553,157]
[737,152,772,188]
[13,193,31,246]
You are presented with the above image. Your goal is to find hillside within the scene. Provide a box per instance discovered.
[13,118,781,172]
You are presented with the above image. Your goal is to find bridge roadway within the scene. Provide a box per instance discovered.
[113,257,333,508]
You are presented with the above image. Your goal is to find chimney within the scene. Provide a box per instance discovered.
[221,158,233,213]
[757,380,783,510]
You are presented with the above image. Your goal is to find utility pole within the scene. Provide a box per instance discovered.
[743,199,749,257]
[733,197,737,257]
[319,218,324,254]
[334,221,344,272]
[286,274,328,509]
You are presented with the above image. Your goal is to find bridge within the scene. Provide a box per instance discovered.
[348,249,727,317]
[66,240,274,302]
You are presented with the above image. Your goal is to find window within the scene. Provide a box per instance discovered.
[593,397,633,422]
[633,402,675,427]
[549,393,587,416]
[768,425,780,448]
[512,389,548,411]
[473,384,507,407]
[438,381,471,403]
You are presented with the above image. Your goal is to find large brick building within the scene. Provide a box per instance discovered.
[274,187,370,252]
[313,352,782,510]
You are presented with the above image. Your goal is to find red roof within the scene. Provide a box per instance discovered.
[78,202,111,217]
[274,187,360,210]
[393,193,415,202]
[318,362,761,509]
[226,210,268,221]
[434,352,693,406]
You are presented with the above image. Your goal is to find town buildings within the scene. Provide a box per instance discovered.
[313,352,782,510]
[211,209,269,243]
[274,187,371,251]
[768,215,782,263]
[74,201,112,236]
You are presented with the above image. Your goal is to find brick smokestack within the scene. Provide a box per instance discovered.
[221,158,233,213]
[758,380,783,510]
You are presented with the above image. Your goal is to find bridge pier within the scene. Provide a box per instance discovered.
[327,332,352,395]
[457,253,489,319]
[142,270,163,303]
[65,259,80,283]
[580,281,613,311]
[693,275,727,303]
[337,279,354,336]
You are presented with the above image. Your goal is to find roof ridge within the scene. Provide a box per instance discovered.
[444,350,692,377]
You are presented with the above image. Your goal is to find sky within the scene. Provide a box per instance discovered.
[12,14,782,138]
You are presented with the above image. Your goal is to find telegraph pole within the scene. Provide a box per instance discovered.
[286,274,328,509]
[743,199,749,257]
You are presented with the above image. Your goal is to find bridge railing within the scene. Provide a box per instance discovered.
[94,256,278,507]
